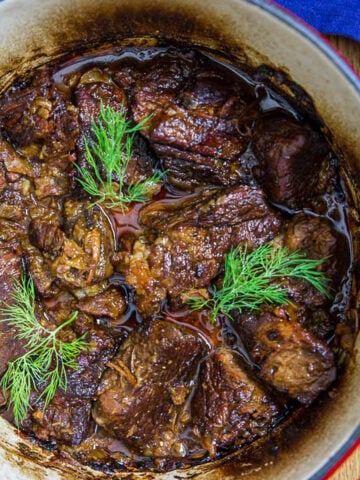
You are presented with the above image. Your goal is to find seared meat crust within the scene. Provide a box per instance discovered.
[93,319,209,458]
[126,185,282,316]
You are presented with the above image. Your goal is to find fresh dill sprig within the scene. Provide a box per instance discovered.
[188,243,331,324]
[0,274,89,426]
[75,103,164,210]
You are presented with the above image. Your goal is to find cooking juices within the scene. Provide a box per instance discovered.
[0,45,354,472]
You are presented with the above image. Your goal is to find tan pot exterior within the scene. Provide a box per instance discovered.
[0,0,358,479]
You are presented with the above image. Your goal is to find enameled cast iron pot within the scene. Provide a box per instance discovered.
[0,0,359,478]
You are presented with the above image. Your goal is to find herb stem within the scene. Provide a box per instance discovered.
[188,243,331,324]
[75,103,164,210]
[0,275,89,426]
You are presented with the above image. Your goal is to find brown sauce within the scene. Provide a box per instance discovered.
[0,44,355,472]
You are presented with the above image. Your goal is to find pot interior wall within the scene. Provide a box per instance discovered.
[0,0,358,479]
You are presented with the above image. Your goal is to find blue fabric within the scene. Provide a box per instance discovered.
[274,0,360,41]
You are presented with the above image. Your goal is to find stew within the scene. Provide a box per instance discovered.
[0,45,354,472]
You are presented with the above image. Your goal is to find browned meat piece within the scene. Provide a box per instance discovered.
[77,287,126,320]
[23,327,116,445]
[26,198,65,290]
[126,186,282,316]
[0,169,6,195]
[75,70,128,135]
[192,348,281,457]
[283,213,342,279]
[0,237,23,306]
[29,219,65,254]
[29,195,63,225]
[25,395,92,446]
[44,290,78,325]
[252,114,331,209]
[34,165,70,200]
[0,190,25,221]
[0,238,26,376]
[93,319,209,458]
[132,49,257,188]
[22,242,57,297]
[75,72,157,187]
[278,213,349,339]
[52,200,114,288]
[0,328,26,377]
[235,306,336,404]
[0,140,8,195]
[0,69,79,163]
[0,139,34,177]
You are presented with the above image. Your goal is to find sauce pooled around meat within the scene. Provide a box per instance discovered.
[0,46,354,472]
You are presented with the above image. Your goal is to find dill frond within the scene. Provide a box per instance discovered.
[0,275,89,426]
[188,243,331,324]
[75,103,164,210]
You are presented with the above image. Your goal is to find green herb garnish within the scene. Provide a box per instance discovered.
[0,275,89,426]
[188,243,331,323]
[75,103,164,210]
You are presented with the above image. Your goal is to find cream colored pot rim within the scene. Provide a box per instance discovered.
[0,0,358,479]
[250,0,360,90]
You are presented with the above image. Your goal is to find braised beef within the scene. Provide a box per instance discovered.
[0,69,78,163]
[0,138,34,179]
[22,327,116,445]
[75,73,157,187]
[192,348,282,457]
[75,73,127,167]
[126,185,282,316]
[52,200,115,288]
[77,287,126,320]
[132,50,256,188]
[277,212,347,339]
[252,114,332,209]
[29,219,65,254]
[0,238,26,375]
[93,319,209,458]
[235,306,337,404]
[0,237,23,305]
[0,45,353,472]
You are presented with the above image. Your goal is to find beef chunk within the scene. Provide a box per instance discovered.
[0,237,27,375]
[0,139,34,178]
[93,319,209,458]
[23,327,115,445]
[22,242,57,297]
[75,74,127,169]
[0,238,27,379]
[0,69,78,163]
[26,395,92,445]
[66,329,116,398]
[126,186,281,316]
[252,114,331,209]
[29,219,65,254]
[77,287,126,320]
[0,328,26,377]
[278,213,348,339]
[52,200,114,288]
[34,165,70,200]
[0,237,23,306]
[283,213,342,281]
[75,71,127,134]
[75,73,157,187]
[236,306,336,404]
[192,349,281,457]
[132,50,256,188]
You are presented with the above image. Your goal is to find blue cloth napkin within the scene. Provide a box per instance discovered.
[274,0,360,42]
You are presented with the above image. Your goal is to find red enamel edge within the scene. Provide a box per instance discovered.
[322,437,360,479]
